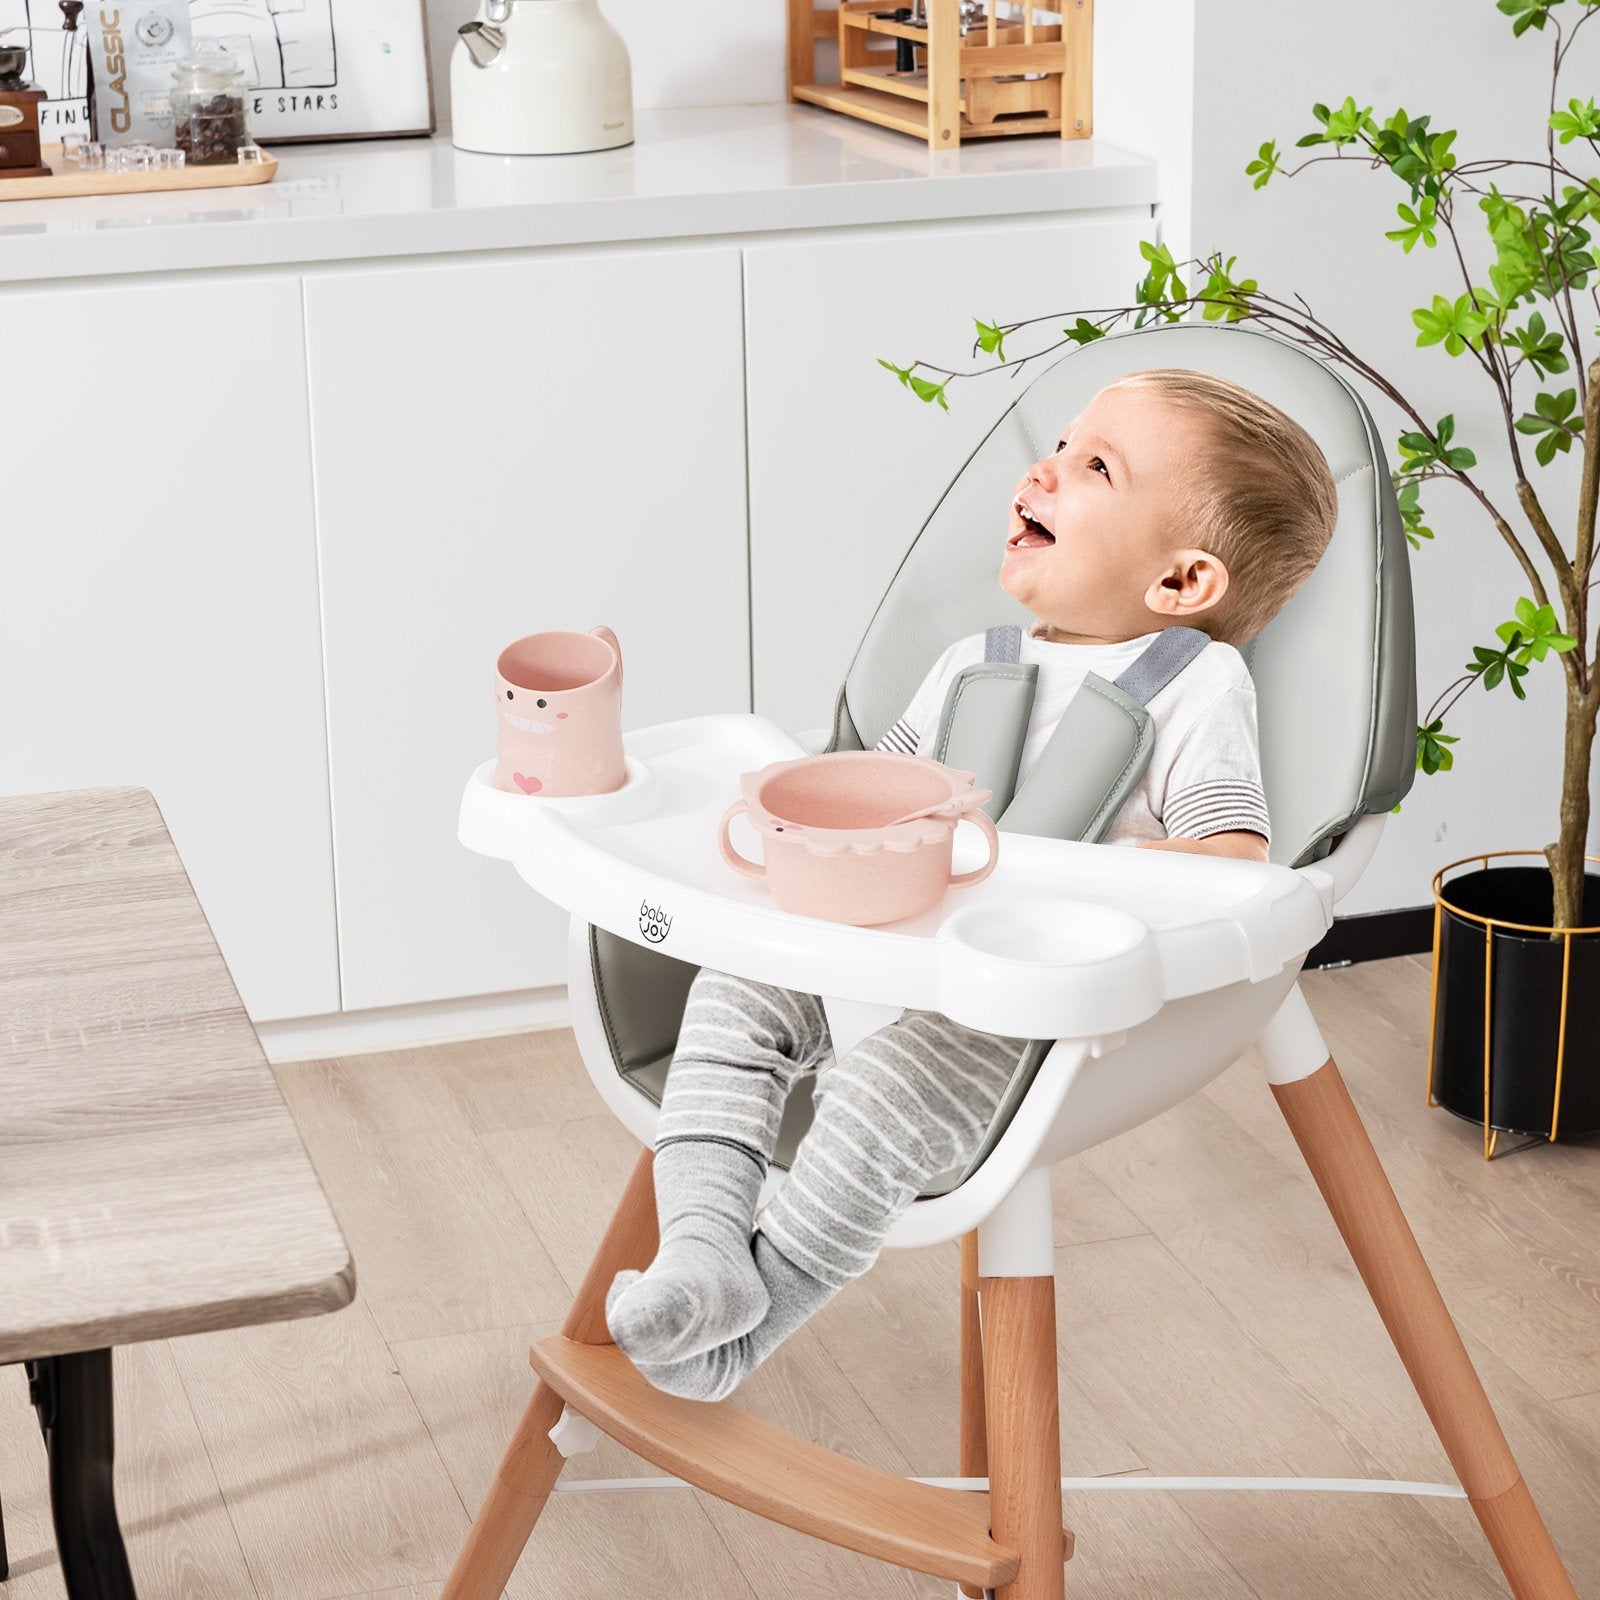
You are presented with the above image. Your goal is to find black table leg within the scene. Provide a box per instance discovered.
[27,1351,138,1600]
[1,1481,9,1580]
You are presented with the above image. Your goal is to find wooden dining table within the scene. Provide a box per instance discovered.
[0,786,356,1599]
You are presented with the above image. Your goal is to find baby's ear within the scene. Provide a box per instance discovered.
[1145,550,1228,619]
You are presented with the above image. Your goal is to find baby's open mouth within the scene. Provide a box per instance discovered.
[1009,496,1055,549]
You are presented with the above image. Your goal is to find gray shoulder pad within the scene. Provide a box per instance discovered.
[999,672,1155,842]
[931,661,1038,821]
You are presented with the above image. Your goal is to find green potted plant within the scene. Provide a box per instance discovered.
[877,0,1600,1156]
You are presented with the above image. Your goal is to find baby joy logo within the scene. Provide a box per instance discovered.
[639,899,672,945]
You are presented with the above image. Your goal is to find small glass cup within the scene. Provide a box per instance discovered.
[125,143,156,171]
[156,148,185,171]
[80,141,105,170]
[60,131,88,164]
[236,142,266,165]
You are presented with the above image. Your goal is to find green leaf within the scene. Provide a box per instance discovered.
[1245,139,1281,189]
[1138,238,1190,304]
[1492,599,1578,662]
[1412,292,1491,356]
[1195,253,1258,322]
[1504,310,1569,377]
[1514,386,1583,463]
[1298,95,1376,151]
[879,359,947,407]
[1395,416,1476,476]
[1368,108,1455,196]
[1061,316,1105,346]
[1498,0,1559,36]
[1550,95,1600,144]
[1394,477,1435,549]
[1416,717,1459,775]
[974,318,1007,362]
[1386,193,1439,253]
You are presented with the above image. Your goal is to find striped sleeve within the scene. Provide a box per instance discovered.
[874,716,921,755]
[1162,779,1273,842]
[1159,684,1272,844]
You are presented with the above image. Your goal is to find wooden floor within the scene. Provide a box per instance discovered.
[2,954,1596,1599]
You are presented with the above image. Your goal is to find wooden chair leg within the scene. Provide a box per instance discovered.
[958,1231,989,1600]
[440,1146,660,1600]
[1272,1057,1579,1600]
[981,1273,1067,1600]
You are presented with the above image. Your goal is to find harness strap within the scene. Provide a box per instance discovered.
[936,622,1212,842]
[984,624,1023,664]
[1112,625,1210,703]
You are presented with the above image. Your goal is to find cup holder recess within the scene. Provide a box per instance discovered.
[940,899,1149,967]
[936,899,1162,1038]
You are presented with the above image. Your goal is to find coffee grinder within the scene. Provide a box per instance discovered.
[0,29,51,180]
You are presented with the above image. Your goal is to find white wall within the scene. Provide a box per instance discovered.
[1192,0,1600,915]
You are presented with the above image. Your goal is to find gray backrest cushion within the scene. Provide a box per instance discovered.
[831,321,1417,867]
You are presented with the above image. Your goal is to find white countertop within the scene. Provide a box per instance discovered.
[0,102,1159,283]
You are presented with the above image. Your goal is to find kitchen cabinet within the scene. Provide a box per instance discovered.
[743,215,1151,733]
[0,276,339,1022]
[304,245,750,1010]
[0,112,1160,1034]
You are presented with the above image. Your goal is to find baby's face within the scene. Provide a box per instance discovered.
[999,386,1221,644]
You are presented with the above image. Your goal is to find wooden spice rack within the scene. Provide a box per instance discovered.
[786,0,1092,149]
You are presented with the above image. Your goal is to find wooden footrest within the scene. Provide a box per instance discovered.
[529,1335,1020,1589]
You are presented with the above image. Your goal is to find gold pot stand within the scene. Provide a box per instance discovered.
[1427,848,1600,1159]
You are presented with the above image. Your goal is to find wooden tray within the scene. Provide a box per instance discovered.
[0,141,278,203]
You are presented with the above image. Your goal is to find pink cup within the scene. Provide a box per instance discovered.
[718,750,999,926]
[494,626,626,796]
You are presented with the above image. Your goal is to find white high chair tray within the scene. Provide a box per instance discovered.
[460,713,1333,1041]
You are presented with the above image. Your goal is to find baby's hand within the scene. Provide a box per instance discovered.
[1138,831,1270,863]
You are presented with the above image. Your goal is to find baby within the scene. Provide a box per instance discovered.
[604,366,1339,1401]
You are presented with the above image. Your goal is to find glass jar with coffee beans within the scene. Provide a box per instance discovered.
[170,46,249,165]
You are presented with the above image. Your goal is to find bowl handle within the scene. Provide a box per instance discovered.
[718,799,767,879]
[948,807,1000,888]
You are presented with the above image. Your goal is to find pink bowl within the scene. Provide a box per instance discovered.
[717,751,998,926]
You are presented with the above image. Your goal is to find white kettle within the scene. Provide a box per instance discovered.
[451,0,633,157]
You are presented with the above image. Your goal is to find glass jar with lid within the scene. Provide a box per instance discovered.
[170,46,249,165]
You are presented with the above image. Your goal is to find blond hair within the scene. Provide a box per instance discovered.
[1103,367,1339,647]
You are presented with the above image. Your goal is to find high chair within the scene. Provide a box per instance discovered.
[448,322,1579,1599]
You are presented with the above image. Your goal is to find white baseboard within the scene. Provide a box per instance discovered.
[257,985,572,1064]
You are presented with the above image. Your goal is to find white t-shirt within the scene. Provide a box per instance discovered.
[874,622,1271,847]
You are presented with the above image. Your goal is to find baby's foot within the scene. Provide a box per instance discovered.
[605,1235,768,1364]
[632,1335,754,1403]
[628,1231,835,1403]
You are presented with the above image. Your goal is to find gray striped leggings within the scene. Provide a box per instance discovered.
[654,967,1030,1290]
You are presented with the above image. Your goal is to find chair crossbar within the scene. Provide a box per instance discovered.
[549,1472,1467,1499]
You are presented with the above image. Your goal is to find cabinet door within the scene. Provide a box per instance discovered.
[744,215,1151,733]
[306,247,749,1011]
[0,277,338,1022]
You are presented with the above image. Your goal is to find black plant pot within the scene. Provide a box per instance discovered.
[1430,856,1600,1146]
